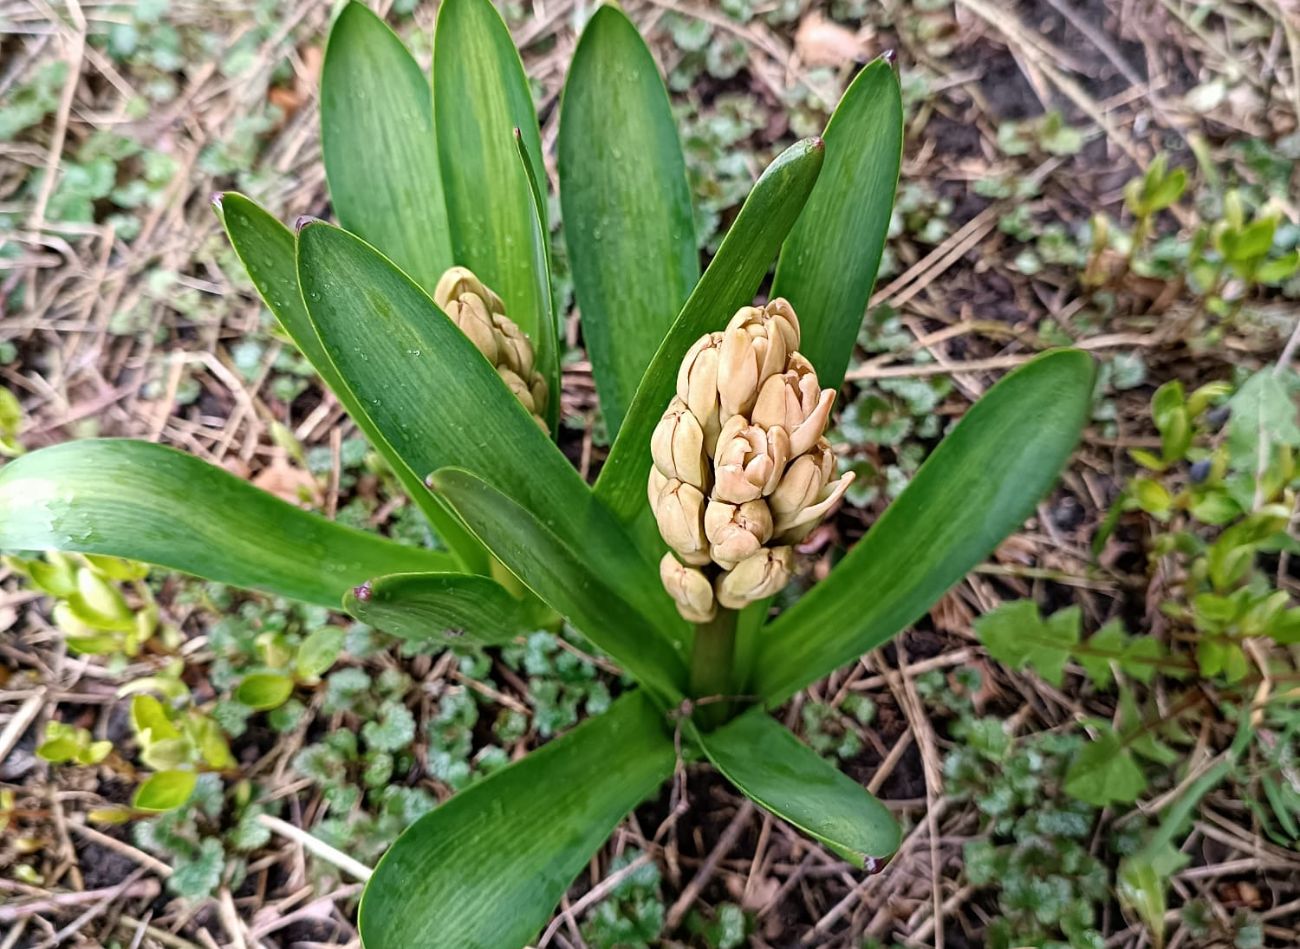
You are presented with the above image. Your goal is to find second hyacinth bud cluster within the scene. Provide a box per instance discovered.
[434,266,549,429]
[649,300,854,623]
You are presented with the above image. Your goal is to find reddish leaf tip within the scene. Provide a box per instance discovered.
[294,214,323,233]
[423,472,437,491]
[810,136,825,151]
[881,48,897,65]
[210,192,224,211]
[352,580,373,602]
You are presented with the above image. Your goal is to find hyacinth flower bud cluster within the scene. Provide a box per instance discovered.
[433,266,549,428]
[649,299,854,622]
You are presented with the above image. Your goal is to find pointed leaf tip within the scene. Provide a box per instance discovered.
[210,192,224,211]
[881,48,897,65]
[295,215,323,233]
[353,580,373,602]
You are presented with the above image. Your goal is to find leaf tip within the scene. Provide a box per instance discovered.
[352,580,373,602]
[880,48,897,66]
[210,192,224,212]
[810,135,825,152]
[295,214,324,234]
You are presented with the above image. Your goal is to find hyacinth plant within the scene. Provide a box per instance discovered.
[0,2,1097,946]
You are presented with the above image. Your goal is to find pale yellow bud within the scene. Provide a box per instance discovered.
[436,266,548,428]
[651,397,708,489]
[659,553,716,623]
[434,265,504,313]
[492,314,535,377]
[713,415,790,503]
[772,463,856,544]
[770,441,833,515]
[676,332,724,454]
[647,466,669,518]
[444,295,500,363]
[717,305,794,418]
[704,498,773,569]
[716,546,794,609]
[498,368,537,414]
[652,477,710,565]
[752,353,836,457]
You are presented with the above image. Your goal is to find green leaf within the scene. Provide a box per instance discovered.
[432,468,687,700]
[433,0,554,385]
[694,708,899,866]
[320,2,453,291]
[513,130,561,429]
[972,600,1079,687]
[1078,619,1125,688]
[1064,727,1146,806]
[344,571,531,647]
[771,58,903,392]
[0,439,452,609]
[595,138,825,522]
[236,673,295,711]
[359,690,675,948]
[295,222,679,638]
[133,770,198,813]
[217,192,488,574]
[753,350,1096,705]
[558,4,698,434]
[131,695,181,743]
[294,627,345,681]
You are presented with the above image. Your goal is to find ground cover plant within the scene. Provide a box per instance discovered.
[1,0,1298,947]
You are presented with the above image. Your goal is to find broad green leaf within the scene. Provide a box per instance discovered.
[558,4,698,434]
[218,192,488,574]
[0,439,452,609]
[1064,727,1147,805]
[595,138,825,522]
[432,468,687,700]
[359,690,675,949]
[433,0,554,385]
[754,350,1096,705]
[133,770,197,812]
[296,222,683,641]
[236,673,295,711]
[320,2,452,290]
[344,571,532,647]
[973,600,1080,686]
[771,58,903,392]
[694,708,899,866]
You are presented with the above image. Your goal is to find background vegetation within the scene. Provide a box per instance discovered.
[1,0,1298,946]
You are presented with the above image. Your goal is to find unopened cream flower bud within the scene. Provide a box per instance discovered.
[434,266,549,428]
[676,332,724,454]
[769,440,835,519]
[716,546,794,609]
[752,353,836,457]
[434,265,504,313]
[713,415,790,503]
[493,315,535,377]
[651,397,709,489]
[770,442,856,543]
[660,553,716,623]
[716,300,802,417]
[653,477,710,565]
[443,294,500,363]
[704,498,773,569]
[498,368,537,414]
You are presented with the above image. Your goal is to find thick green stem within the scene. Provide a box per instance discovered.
[690,607,738,729]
